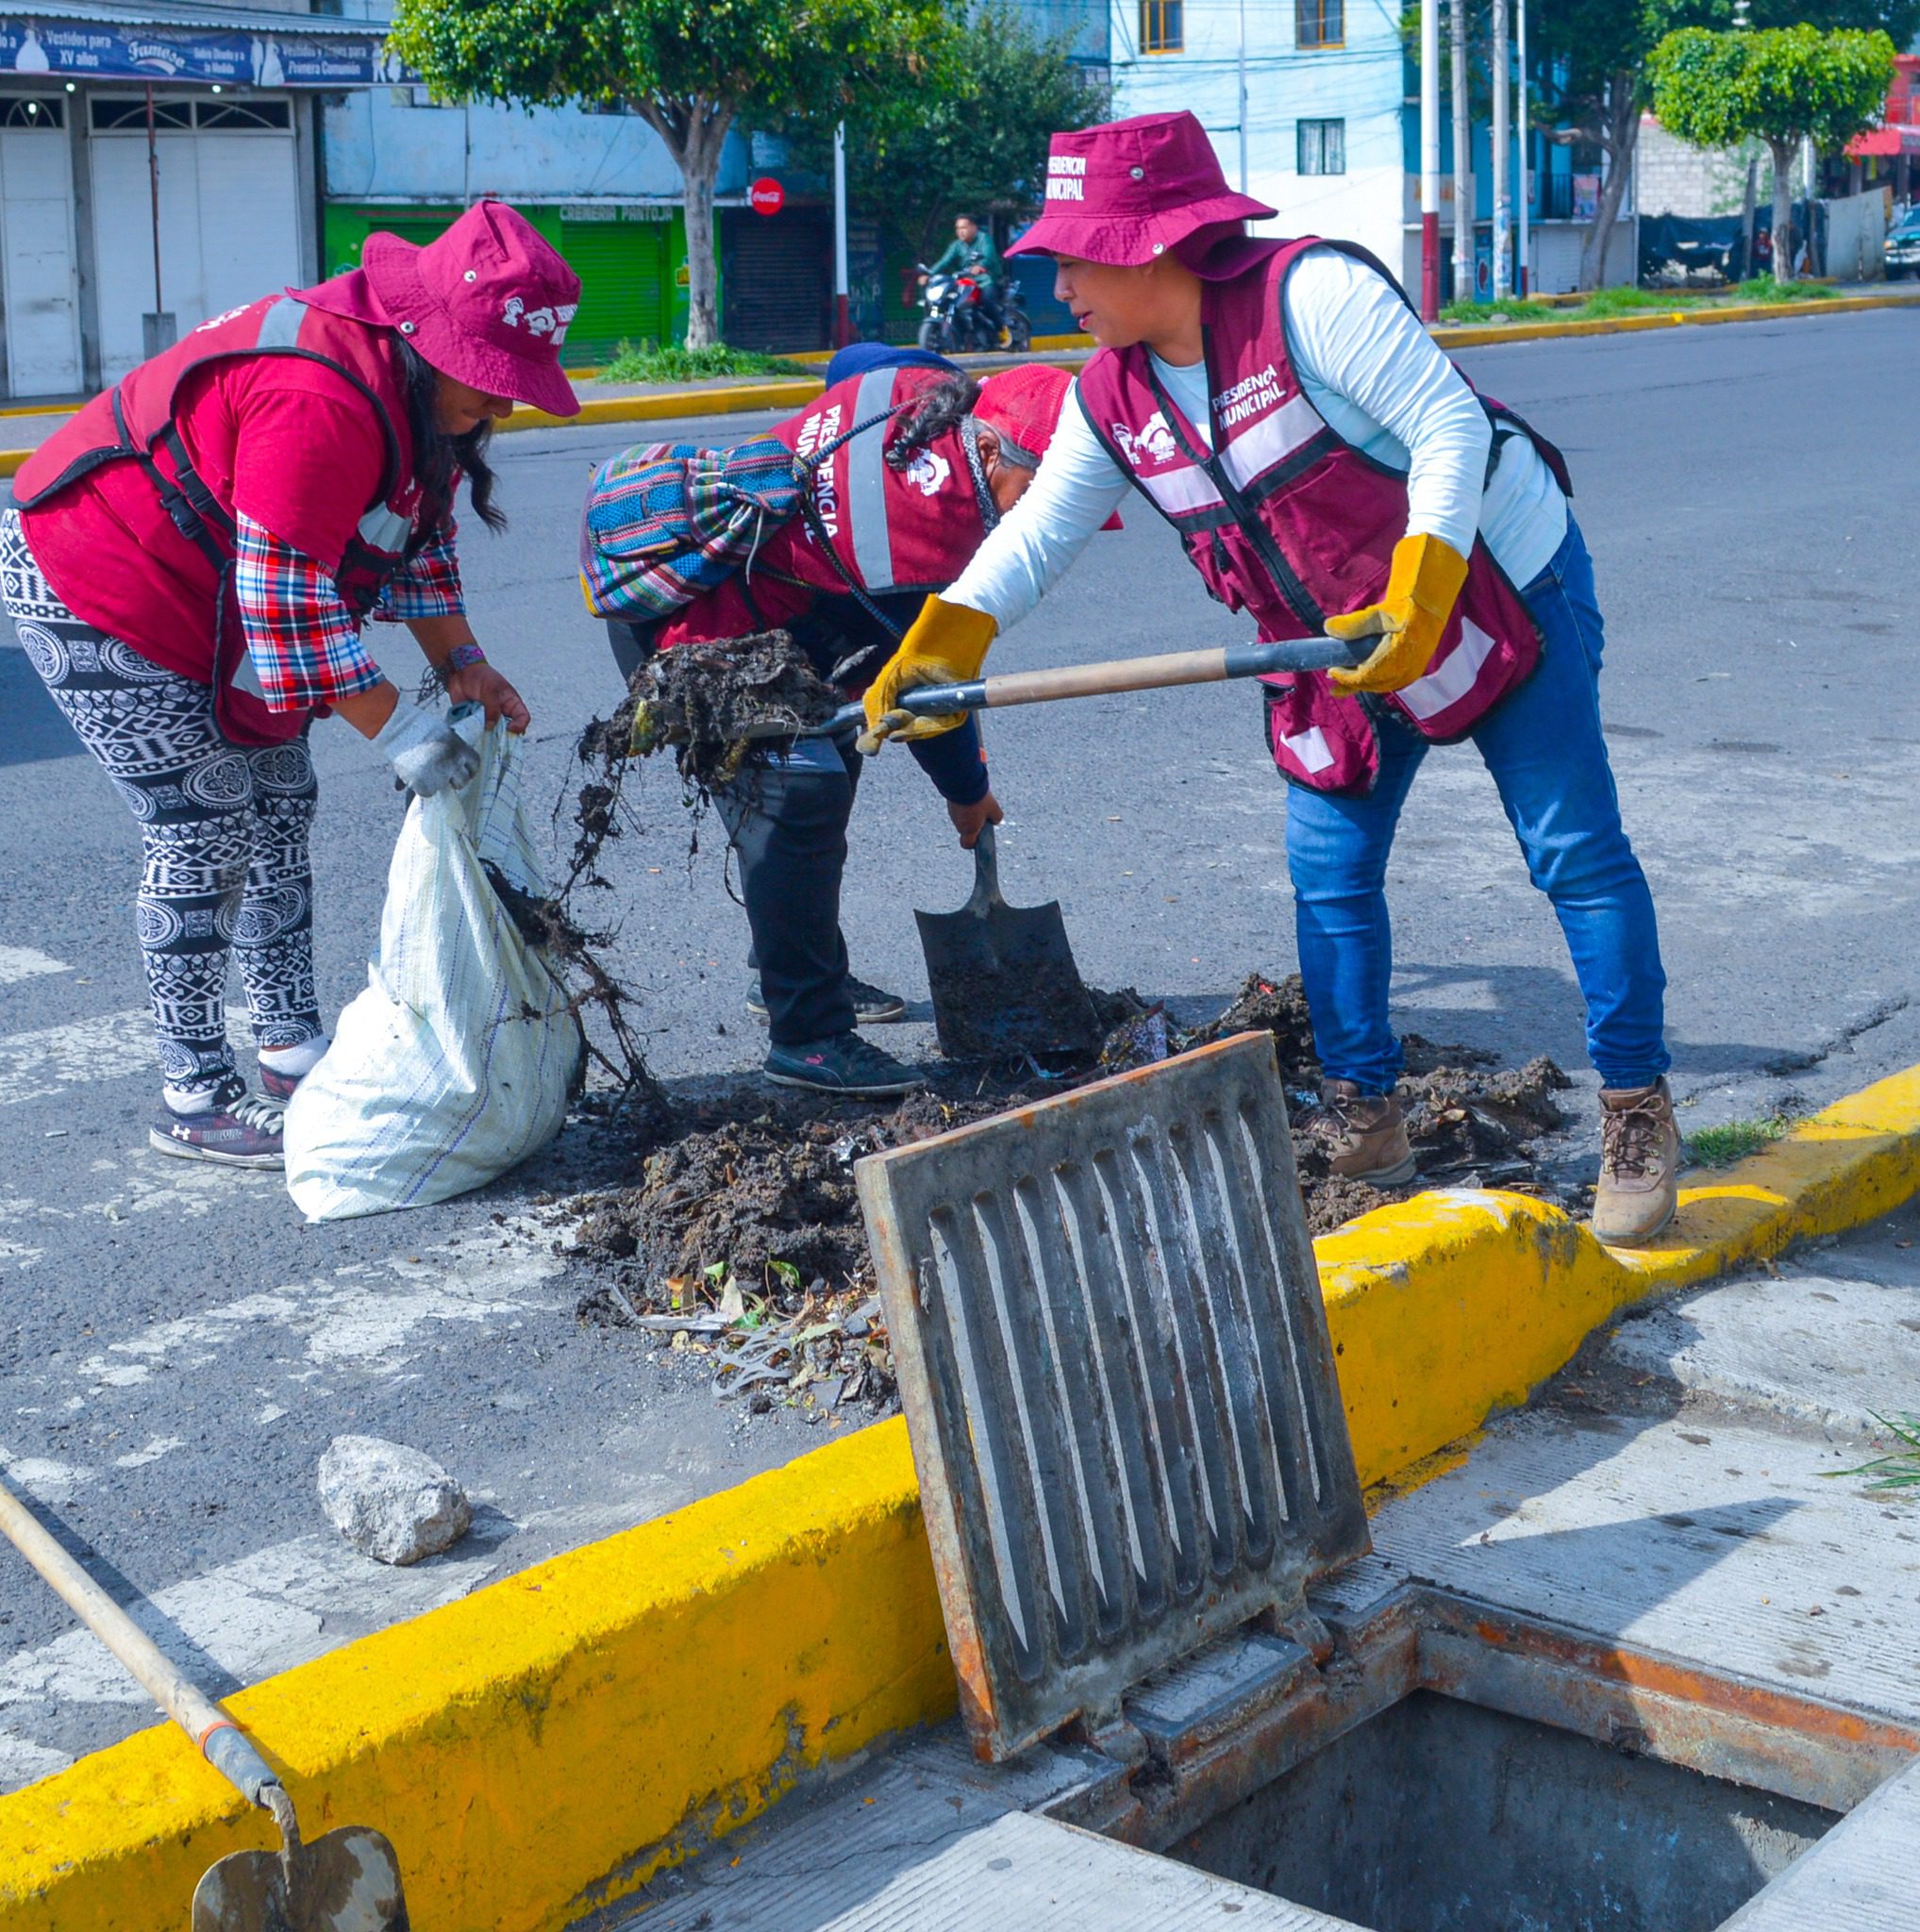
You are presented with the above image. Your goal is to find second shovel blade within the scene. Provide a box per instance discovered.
[192,1825,409,1932]
[915,893,1100,1061]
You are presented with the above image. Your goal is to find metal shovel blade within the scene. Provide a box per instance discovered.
[915,824,1099,1061]
[192,1825,409,1932]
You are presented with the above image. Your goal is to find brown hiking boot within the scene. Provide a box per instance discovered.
[1594,1076,1679,1247]
[1314,1079,1418,1187]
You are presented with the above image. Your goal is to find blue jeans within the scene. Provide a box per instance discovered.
[1283,518,1668,1094]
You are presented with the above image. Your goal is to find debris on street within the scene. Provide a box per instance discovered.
[316,1436,473,1567]
[560,973,1576,1422]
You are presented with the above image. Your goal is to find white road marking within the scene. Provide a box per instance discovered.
[0,1452,93,1501]
[0,1009,253,1107]
[0,947,69,985]
[111,1436,183,1471]
[0,1526,509,1793]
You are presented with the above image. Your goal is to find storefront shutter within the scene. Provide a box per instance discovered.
[722,208,828,352]
[557,215,669,360]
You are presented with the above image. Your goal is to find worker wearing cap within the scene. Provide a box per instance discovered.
[860,112,1677,1246]
[5,200,580,1170]
[588,360,1094,1098]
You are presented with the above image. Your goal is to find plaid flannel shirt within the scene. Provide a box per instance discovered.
[233,515,465,711]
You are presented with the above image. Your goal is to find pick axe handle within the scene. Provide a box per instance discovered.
[0,1471,281,1806]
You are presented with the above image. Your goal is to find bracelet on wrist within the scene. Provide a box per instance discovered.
[446,642,488,671]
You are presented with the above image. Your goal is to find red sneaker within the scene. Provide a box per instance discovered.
[150,1076,285,1169]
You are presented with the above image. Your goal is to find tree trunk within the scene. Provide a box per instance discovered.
[640,94,736,348]
[1769,136,1795,282]
[1578,79,1639,291]
[1738,151,1758,284]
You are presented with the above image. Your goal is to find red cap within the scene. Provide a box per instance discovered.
[354,200,581,418]
[973,363,1122,529]
[1006,111,1274,270]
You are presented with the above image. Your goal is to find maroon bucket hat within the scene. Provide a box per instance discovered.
[347,200,582,418]
[1006,111,1275,269]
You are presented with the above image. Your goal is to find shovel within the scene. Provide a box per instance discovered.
[916,823,1100,1061]
[810,632,1362,738]
[0,1471,409,1932]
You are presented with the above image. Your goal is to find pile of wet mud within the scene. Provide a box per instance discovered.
[561,972,1575,1423]
[626,629,842,790]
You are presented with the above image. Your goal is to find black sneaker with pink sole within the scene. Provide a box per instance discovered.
[150,1074,286,1169]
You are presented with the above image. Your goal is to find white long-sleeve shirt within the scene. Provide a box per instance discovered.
[948,246,1568,629]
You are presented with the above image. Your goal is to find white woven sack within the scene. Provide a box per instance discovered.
[284,707,583,1220]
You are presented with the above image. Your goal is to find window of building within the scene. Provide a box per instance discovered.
[1297,117,1345,175]
[198,99,292,129]
[0,95,62,127]
[91,96,192,130]
[1141,0,1183,53]
[1297,0,1344,49]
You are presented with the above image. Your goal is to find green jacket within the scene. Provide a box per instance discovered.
[929,230,1004,289]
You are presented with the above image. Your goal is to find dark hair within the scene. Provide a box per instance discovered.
[396,338,506,556]
[884,371,981,470]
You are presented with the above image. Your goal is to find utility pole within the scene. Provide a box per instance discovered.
[1450,0,1473,305]
[1491,0,1511,298]
[1420,0,1440,319]
[1238,0,1249,192]
[1516,0,1528,296]
[832,121,851,347]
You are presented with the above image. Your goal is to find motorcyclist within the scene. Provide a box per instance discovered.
[924,215,1007,343]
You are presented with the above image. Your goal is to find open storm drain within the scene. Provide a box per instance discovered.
[855,1032,1918,1932]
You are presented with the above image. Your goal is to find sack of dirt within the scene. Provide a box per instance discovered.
[283,707,584,1221]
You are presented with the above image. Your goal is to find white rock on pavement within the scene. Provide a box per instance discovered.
[316,1435,472,1566]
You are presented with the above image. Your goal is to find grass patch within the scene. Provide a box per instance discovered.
[1685,1115,1789,1167]
[1439,296,1557,324]
[597,339,812,384]
[1722,275,1836,304]
[1825,1412,1920,1493]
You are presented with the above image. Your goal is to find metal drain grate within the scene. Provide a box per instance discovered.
[858,1032,1367,1761]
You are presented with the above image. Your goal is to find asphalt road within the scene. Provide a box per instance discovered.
[3,307,1918,1785]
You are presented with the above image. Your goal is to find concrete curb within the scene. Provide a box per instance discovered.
[6,1060,1920,1929]
[1,289,1911,480]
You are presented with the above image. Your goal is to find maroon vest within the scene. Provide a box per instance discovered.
[772,363,990,603]
[15,296,418,745]
[1074,238,1570,794]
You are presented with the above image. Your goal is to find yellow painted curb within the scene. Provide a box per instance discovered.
[1432,287,1919,350]
[6,1060,1920,1929]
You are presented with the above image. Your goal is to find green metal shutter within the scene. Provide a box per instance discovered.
[559,215,669,361]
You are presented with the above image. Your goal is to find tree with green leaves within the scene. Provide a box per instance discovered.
[1650,24,1896,279]
[787,2,1108,270]
[390,0,962,347]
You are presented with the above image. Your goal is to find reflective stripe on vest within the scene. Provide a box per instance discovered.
[1217,391,1322,491]
[843,367,898,592]
[257,296,306,350]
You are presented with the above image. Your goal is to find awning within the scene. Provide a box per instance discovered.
[1848,124,1920,158]
[0,1,396,88]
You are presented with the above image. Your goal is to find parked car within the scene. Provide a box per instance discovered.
[1884,210,1920,279]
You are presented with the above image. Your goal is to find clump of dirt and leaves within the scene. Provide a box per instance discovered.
[556,970,1578,1425]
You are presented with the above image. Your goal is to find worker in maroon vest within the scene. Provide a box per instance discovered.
[588,361,1093,1099]
[5,200,579,1171]
[859,112,1678,1246]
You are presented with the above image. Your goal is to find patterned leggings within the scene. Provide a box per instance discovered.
[3,509,324,1096]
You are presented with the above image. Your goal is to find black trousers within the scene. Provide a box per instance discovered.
[611,619,863,1046]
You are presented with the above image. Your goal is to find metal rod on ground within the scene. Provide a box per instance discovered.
[1420,0,1441,321]
[1491,0,1511,299]
[1450,0,1473,304]
[832,122,851,348]
[1516,0,1529,296]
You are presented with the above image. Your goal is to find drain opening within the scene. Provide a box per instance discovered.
[1160,1688,1839,1932]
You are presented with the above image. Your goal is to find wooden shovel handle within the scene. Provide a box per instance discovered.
[978,646,1235,708]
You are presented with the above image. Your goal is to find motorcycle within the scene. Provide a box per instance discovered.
[916,266,1031,354]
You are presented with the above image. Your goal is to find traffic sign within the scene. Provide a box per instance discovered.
[749,177,785,218]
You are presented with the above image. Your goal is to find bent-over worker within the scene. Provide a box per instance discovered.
[860,112,1678,1245]
[585,359,1095,1099]
[6,201,579,1170]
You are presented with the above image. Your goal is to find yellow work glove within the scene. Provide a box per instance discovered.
[856,595,998,755]
[1325,533,1470,696]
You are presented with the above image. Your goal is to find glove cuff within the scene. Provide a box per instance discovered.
[373,700,451,764]
[908,595,999,680]
[1386,533,1470,620]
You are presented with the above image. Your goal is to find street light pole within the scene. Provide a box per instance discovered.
[1450,0,1473,305]
[1420,0,1440,320]
[831,121,851,348]
[1516,0,1529,296]
[1491,0,1511,298]
[1238,0,1249,193]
